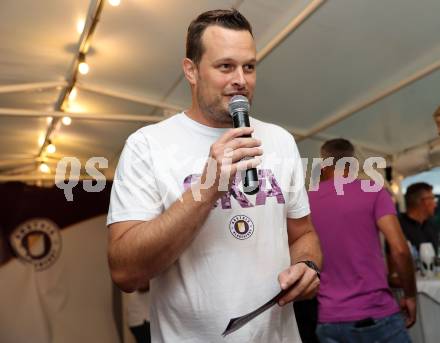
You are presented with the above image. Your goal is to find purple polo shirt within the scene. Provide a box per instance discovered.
[309,179,400,323]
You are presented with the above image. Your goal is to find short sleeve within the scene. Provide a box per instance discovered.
[107,132,164,226]
[285,133,310,219]
[374,188,397,222]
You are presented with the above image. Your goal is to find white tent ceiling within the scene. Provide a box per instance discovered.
[1,0,439,182]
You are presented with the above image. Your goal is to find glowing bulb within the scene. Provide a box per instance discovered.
[39,163,50,174]
[391,183,400,194]
[46,116,53,124]
[46,143,56,154]
[78,53,89,75]
[38,134,45,147]
[76,19,85,34]
[108,0,121,6]
[78,61,89,75]
[62,116,72,126]
[69,87,78,101]
[67,102,84,113]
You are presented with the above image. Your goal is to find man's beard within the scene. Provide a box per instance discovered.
[197,92,231,125]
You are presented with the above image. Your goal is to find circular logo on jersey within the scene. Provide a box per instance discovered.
[10,218,62,271]
[229,215,254,240]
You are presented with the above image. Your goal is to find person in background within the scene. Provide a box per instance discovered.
[399,182,438,253]
[309,138,416,343]
[126,287,150,343]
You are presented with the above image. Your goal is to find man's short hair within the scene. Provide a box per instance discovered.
[186,9,253,65]
[405,182,433,209]
[320,138,355,162]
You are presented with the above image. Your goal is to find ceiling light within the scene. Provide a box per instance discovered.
[62,116,72,126]
[76,19,85,34]
[78,61,89,75]
[46,116,53,124]
[69,87,78,101]
[38,134,45,147]
[108,0,121,7]
[66,102,85,113]
[46,141,56,154]
[39,163,50,174]
[78,53,89,75]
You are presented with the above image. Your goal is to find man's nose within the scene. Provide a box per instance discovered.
[232,67,246,88]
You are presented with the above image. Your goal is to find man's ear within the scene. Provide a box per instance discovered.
[182,58,197,86]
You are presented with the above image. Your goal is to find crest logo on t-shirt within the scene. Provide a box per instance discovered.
[229,215,254,240]
[10,218,62,271]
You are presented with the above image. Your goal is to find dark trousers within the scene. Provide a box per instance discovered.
[316,312,410,343]
[129,321,151,343]
[293,298,320,343]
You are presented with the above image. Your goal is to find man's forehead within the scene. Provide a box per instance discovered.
[201,25,256,57]
[420,189,434,198]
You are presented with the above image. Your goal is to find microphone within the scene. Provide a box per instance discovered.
[228,95,259,195]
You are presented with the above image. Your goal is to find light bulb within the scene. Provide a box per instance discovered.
[38,134,45,147]
[39,163,50,174]
[108,0,121,6]
[46,116,53,124]
[69,87,78,101]
[78,61,89,75]
[77,19,85,34]
[46,143,56,154]
[67,102,84,113]
[62,116,72,126]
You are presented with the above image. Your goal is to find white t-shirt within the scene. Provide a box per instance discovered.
[125,291,150,327]
[108,113,310,343]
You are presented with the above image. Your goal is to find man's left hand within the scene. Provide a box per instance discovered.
[277,262,320,306]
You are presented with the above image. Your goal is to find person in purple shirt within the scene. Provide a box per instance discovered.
[309,138,416,343]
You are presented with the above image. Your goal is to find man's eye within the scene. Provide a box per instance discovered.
[244,64,255,72]
[219,64,231,70]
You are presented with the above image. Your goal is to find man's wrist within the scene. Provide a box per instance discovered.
[296,260,321,279]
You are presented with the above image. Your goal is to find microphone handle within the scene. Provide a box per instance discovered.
[232,110,251,132]
[232,111,259,195]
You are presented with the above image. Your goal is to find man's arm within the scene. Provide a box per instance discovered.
[377,214,417,327]
[278,215,322,305]
[109,188,217,292]
[108,127,262,292]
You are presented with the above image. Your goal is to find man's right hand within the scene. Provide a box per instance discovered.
[400,296,417,328]
[196,127,262,201]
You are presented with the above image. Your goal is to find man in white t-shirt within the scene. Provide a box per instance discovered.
[107,9,322,343]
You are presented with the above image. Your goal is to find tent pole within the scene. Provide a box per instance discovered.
[0,107,163,123]
[76,82,182,112]
[0,81,66,94]
[297,58,440,142]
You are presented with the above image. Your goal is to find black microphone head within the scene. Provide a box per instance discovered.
[228,95,249,117]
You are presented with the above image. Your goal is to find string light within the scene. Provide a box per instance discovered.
[66,102,84,113]
[108,0,121,7]
[62,116,72,126]
[78,61,89,75]
[38,134,46,147]
[76,19,85,34]
[39,163,50,174]
[69,87,78,101]
[36,0,104,180]
[78,53,89,75]
[46,141,56,154]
